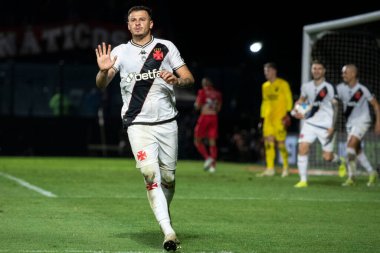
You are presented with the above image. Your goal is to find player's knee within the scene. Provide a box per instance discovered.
[298,143,309,155]
[161,165,175,190]
[265,141,274,149]
[323,152,333,161]
[161,168,175,185]
[209,139,216,146]
[140,164,158,185]
[277,142,286,150]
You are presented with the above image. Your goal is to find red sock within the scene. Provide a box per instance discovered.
[195,142,209,159]
[210,145,218,160]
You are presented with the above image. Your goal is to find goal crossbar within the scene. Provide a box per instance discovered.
[302,10,380,83]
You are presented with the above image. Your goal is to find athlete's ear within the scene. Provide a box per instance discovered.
[150,20,154,29]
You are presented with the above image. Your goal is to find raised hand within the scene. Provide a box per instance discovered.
[95,42,117,71]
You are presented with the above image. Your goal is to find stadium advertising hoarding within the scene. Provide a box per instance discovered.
[0,22,128,58]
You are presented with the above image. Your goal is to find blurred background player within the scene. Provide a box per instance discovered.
[194,77,222,173]
[337,64,380,186]
[292,60,345,188]
[257,62,293,177]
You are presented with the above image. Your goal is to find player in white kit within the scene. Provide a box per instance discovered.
[292,60,345,188]
[95,6,194,251]
[337,64,380,186]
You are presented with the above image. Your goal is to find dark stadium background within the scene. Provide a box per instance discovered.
[0,0,378,161]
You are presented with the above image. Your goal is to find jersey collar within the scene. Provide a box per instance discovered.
[130,36,154,48]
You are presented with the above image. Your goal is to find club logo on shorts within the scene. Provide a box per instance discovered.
[137,150,147,161]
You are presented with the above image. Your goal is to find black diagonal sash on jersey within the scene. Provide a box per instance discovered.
[123,43,169,127]
[344,88,363,119]
[306,86,328,119]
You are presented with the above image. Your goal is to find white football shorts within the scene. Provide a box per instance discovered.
[346,123,370,140]
[298,122,335,152]
[127,121,178,169]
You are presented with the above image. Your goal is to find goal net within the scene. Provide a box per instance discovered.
[301,11,380,172]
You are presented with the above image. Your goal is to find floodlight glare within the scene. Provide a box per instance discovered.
[250,42,262,53]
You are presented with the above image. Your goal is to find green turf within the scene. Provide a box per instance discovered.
[0,157,379,253]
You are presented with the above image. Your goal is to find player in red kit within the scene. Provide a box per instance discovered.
[194,77,222,173]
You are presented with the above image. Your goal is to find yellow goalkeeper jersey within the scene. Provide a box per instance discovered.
[260,78,293,119]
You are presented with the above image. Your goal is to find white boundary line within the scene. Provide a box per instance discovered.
[0,250,234,253]
[0,250,160,253]
[0,172,57,198]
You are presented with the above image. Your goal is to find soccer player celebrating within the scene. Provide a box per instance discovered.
[337,64,380,186]
[292,60,345,188]
[95,5,194,251]
[194,77,222,173]
[258,62,293,177]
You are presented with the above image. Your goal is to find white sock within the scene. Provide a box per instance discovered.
[346,147,357,178]
[146,188,174,235]
[297,155,308,182]
[357,152,373,173]
[161,183,175,207]
[158,215,175,236]
[142,164,175,236]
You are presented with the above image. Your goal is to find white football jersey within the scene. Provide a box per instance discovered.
[111,36,186,127]
[336,82,373,128]
[300,80,337,129]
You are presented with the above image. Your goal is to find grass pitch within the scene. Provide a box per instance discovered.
[0,157,379,253]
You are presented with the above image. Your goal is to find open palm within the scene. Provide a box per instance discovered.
[95,42,117,71]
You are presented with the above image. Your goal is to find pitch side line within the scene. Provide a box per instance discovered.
[0,250,234,253]
[0,250,159,253]
[0,172,57,198]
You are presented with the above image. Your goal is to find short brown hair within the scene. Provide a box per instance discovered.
[126,5,153,21]
[311,59,325,68]
[264,62,277,71]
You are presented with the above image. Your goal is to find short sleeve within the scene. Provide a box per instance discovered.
[167,41,186,70]
[362,86,374,101]
[300,83,307,98]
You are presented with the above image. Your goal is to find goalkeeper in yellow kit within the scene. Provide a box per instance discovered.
[257,62,293,177]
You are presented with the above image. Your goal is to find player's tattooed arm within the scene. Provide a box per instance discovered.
[176,77,194,88]
[173,65,195,88]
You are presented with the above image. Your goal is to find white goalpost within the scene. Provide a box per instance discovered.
[301,10,380,171]
[302,10,380,83]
